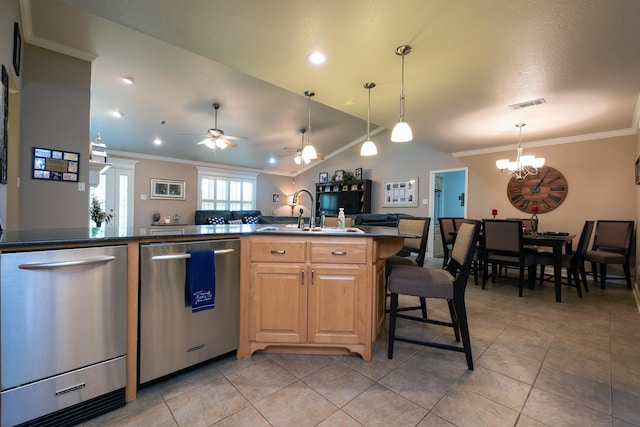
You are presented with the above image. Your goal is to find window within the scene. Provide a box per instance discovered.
[197,166,257,210]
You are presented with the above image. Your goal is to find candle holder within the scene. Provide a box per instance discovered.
[491,209,498,218]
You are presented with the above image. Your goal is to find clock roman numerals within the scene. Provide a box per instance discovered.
[518,199,530,210]
[548,193,561,202]
[540,199,551,209]
[550,186,566,192]
[511,194,523,202]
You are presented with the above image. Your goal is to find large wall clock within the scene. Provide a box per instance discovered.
[506,166,568,213]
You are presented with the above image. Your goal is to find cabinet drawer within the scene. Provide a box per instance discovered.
[251,241,307,262]
[311,241,367,264]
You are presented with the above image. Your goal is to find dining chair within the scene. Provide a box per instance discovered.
[438,217,457,268]
[452,217,465,231]
[387,219,481,370]
[482,219,537,296]
[585,220,634,289]
[385,217,431,316]
[535,220,594,298]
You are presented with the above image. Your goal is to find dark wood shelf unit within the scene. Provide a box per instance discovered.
[315,179,372,215]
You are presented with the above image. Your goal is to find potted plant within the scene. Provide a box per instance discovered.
[90,197,113,227]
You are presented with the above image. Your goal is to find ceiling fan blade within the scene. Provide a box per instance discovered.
[225,135,247,141]
[223,139,238,148]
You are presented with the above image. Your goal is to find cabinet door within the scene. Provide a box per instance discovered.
[249,263,307,343]
[307,264,367,344]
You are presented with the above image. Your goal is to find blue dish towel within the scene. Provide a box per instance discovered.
[186,249,216,313]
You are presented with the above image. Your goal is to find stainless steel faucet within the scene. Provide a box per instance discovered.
[292,188,315,228]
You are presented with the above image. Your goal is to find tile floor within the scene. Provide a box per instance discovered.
[81,259,640,427]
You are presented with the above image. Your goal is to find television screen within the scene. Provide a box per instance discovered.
[319,191,359,215]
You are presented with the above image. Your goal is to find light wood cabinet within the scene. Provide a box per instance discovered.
[239,235,378,360]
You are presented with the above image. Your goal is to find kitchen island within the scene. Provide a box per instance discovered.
[0,224,407,406]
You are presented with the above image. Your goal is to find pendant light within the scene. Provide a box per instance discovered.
[391,45,413,142]
[301,90,318,162]
[360,82,378,156]
[496,123,545,180]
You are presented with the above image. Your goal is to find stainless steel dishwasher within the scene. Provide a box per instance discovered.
[1,245,127,427]
[139,238,240,385]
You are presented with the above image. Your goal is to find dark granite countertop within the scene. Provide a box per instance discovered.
[0,224,411,249]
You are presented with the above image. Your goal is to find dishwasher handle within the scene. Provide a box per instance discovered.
[151,248,235,261]
[18,255,116,270]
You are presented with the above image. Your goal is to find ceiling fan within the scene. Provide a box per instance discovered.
[197,103,246,151]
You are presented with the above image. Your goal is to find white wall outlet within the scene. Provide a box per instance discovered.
[78,182,85,191]
[422,198,429,205]
[140,194,147,200]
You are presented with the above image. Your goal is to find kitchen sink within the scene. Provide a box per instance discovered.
[256,226,365,234]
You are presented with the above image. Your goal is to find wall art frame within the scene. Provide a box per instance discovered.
[319,171,329,183]
[1,65,7,184]
[32,147,79,182]
[13,23,22,76]
[355,167,363,180]
[150,178,186,200]
[382,177,418,207]
[635,157,640,185]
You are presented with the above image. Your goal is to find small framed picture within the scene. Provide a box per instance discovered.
[272,193,280,203]
[150,178,186,200]
[334,170,344,182]
[636,157,640,185]
[355,168,363,180]
[319,172,329,183]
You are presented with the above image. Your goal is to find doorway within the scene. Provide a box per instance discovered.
[428,168,468,259]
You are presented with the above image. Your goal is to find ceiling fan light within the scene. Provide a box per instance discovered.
[294,154,302,165]
[202,139,216,150]
[391,120,412,142]
[361,140,378,156]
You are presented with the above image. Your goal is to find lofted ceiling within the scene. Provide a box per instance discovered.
[21,0,640,175]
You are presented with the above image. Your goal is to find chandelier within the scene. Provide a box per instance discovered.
[496,123,545,180]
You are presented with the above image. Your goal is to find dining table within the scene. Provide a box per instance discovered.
[523,232,576,302]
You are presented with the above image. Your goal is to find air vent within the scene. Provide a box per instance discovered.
[508,98,546,110]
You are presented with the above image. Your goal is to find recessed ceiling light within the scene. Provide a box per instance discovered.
[111,110,123,118]
[153,138,162,145]
[121,76,134,85]
[269,157,276,164]
[307,51,326,65]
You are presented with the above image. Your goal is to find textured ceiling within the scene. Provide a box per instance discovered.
[21,0,640,174]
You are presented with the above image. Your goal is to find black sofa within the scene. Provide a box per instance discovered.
[194,210,262,225]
